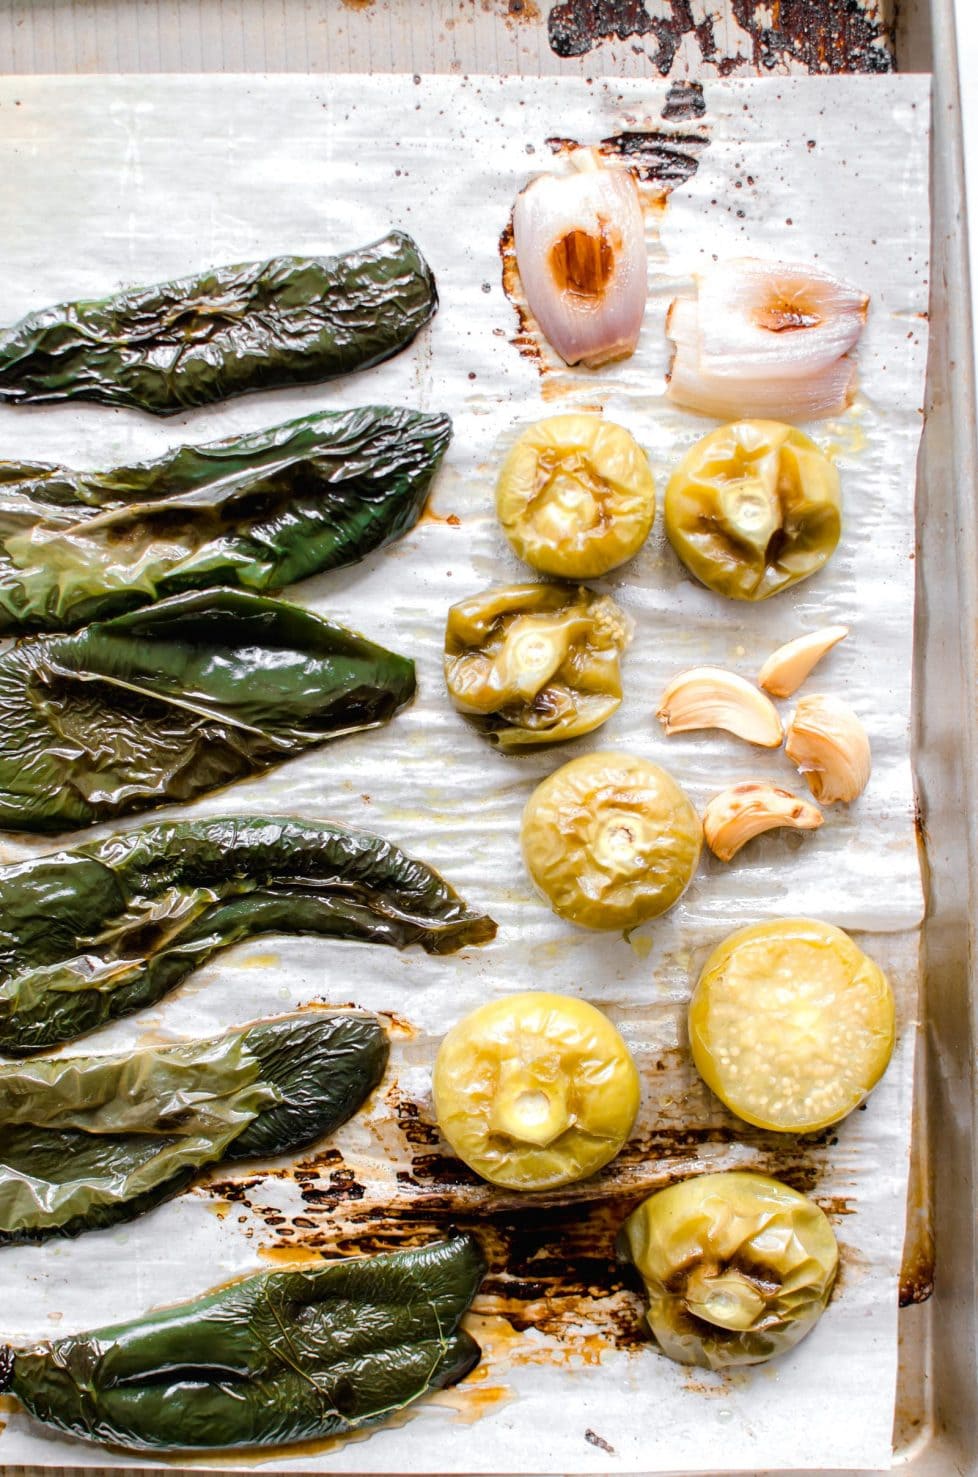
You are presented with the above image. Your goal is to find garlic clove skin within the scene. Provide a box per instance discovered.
[703,781,824,861]
[785,694,871,804]
[513,148,647,368]
[657,667,783,748]
[758,625,849,698]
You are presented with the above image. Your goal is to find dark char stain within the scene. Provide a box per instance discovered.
[546,0,893,74]
[205,1105,854,1354]
[661,80,706,120]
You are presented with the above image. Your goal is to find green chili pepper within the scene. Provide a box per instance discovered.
[0,406,452,632]
[0,1235,485,1451]
[0,815,497,1055]
[0,1011,388,1243]
[0,233,438,416]
[0,589,415,834]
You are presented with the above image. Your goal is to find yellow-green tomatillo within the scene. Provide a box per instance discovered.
[665,420,840,600]
[689,918,895,1132]
[621,1170,839,1368]
[432,991,640,1190]
[521,751,701,930]
[444,582,631,748]
[496,415,656,578]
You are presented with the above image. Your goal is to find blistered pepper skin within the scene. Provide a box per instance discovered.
[496,415,656,578]
[665,420,841,600]
[444,582,631,748]
[689,918,895,1132]
[433,992,640,1190]
[0,233,438,417]
[521,752,701,931]
[621,1171,839,1369]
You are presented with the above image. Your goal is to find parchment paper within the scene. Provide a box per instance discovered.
[0,74,930,1473]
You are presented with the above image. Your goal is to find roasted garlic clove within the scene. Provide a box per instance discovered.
[703,782,823,861]
[657,667,783,747]
[758,625,849,698]
[785,693,871,804]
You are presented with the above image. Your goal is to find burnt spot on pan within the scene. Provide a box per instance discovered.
[546,0,894,74]
[661,81,706,121]
[201,1091,851,1363]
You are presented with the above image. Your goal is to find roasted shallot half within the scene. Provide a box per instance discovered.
[703,782,824,862]
[666,258,869,420]
[512,148,647,368]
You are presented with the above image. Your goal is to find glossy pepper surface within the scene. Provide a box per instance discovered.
[621,1171,839,1368]
[0,589,415,834]
[0,407,451,632]
[444,582,631,747]
[433,991,639,1190]
[521,751,701,930]
[496,415,656,578]
[0,232,438,416]
[0,815,496,1055]
[689,918,895,1132]
[1,1235,485,1451]
[0,1011,388,1243]
[664,420,840,600]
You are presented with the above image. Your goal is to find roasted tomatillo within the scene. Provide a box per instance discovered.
[496,415,656,578]
[621,1171,839,1368]
[444,582,631,747]
[689,918,895,1132]
[664,420,840,600]
[521,752,701,930]
[433,992,639,1190]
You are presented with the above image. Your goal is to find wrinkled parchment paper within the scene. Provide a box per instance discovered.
[0,74,929,1473]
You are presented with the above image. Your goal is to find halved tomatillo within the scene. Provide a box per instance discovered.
[689,917,895,1132]
[432,991,640,1190]
[664,420,841,600]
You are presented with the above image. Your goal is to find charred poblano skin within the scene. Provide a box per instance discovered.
[0,589,416,834]
[0,1011,388,1244]
[0,232,438,416]
[0,815,497,1055]
[0,407,452,632]
[1,1235,485,1452]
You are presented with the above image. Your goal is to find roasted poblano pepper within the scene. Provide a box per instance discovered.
[0,590,415,834]
[0,815,496,1055]
[0,232,438,416]
[0,1011,388,1244]
[0,407,452,632]
[0,1235,485,1451]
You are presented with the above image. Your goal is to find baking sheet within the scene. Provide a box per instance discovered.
[0,73,930,1473]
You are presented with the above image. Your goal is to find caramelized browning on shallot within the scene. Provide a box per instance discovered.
[512,148,647,368]
[666,258,868,420]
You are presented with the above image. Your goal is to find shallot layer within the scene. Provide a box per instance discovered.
[513,148,647,368]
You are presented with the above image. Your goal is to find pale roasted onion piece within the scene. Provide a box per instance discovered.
[667,258,868,420]
[513,148,647,368]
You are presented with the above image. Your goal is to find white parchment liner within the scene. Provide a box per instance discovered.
[0,74,930,1473]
